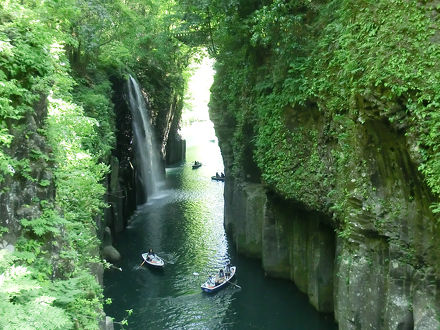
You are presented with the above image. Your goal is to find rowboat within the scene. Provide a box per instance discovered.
[211,176,225,182]
[201,266,236,293]
[141,252,164,267]
[192,162,202,169]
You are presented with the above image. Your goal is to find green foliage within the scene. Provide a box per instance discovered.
[0,1,120,327]
[0,250,73,330]
[0,2,54,183]
[21,208,66,236]
[0,226,8,235]
[73,77,115,161]
[0,249,105,329]
[46,95,109,230]
[1,0,195,327]
[207,0,440,237]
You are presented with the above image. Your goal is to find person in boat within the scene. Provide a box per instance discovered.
[216,172,220,178]
[194,161,197,165]
[214,269,225,285]
[219,269,225,280]
[221,172,225,178]
[225,263,231,278]
[147,248,155,261]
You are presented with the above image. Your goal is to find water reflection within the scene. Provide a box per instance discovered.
[104,140,336,329]
[104,141,235,329]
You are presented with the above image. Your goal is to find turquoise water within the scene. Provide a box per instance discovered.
[104,141,336,329]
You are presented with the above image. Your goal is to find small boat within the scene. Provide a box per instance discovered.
[211,176,225,182]
[192,162,202,169]
[201,266,236,293]
[141,252,164,267]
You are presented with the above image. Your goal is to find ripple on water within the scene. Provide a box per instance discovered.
[104,144,337,330]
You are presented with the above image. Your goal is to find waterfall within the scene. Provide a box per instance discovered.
[126,75,163,204]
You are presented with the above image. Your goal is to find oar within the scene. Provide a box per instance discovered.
[227,280,241,289]
[224,275,241,289]
[139,255,147,267]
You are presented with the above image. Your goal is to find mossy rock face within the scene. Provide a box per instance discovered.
[0,98,55,245]
[224,178,336,312]
[211,50,440,323]
[215,102,440,322]
[209,4,440,327]
[224,180,265,258]
[208,0,440,325]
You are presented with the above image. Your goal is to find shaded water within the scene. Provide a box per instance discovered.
[104,138,336,329]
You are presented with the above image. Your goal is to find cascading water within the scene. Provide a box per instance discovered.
[125,75,163,204]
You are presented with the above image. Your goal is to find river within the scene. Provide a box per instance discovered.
[104,129,336,329]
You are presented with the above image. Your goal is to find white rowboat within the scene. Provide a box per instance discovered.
[201,266,236,293]
[141,252,165,267]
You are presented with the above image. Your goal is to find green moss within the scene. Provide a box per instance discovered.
[1,0,193,327]
[209,0,440,237]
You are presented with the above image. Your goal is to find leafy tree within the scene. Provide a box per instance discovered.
[1,0,198,328]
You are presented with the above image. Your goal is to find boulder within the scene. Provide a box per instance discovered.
[102,245,121,263]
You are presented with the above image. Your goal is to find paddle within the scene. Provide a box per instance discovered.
[225,277,241,289]
[139,253,149,267]
[216,270,241,289]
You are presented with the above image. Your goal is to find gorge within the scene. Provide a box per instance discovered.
[1,0,440,329]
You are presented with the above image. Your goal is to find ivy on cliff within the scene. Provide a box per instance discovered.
[0,1,111,327]
[1,0,193,328]
[206,0,440,235]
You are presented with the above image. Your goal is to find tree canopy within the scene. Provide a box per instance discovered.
[0,0,197,328]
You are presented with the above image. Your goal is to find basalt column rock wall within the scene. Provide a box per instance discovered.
[105,77,137,241]
[331,118,440,329]
[212,104,440,328]
[0,94,55,249]
[223,177,335,313]
[211,83,440,329]
[214,106,336,314]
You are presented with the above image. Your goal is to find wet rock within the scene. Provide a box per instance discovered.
[103,227,113,247]
[224,179,265,257]
[102,245,121,263]
[224,178,335,313]
[104,316,114,330]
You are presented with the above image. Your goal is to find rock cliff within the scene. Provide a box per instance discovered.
[212,99,440,329]
[209,1,440,328]
[0,95,54,248]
